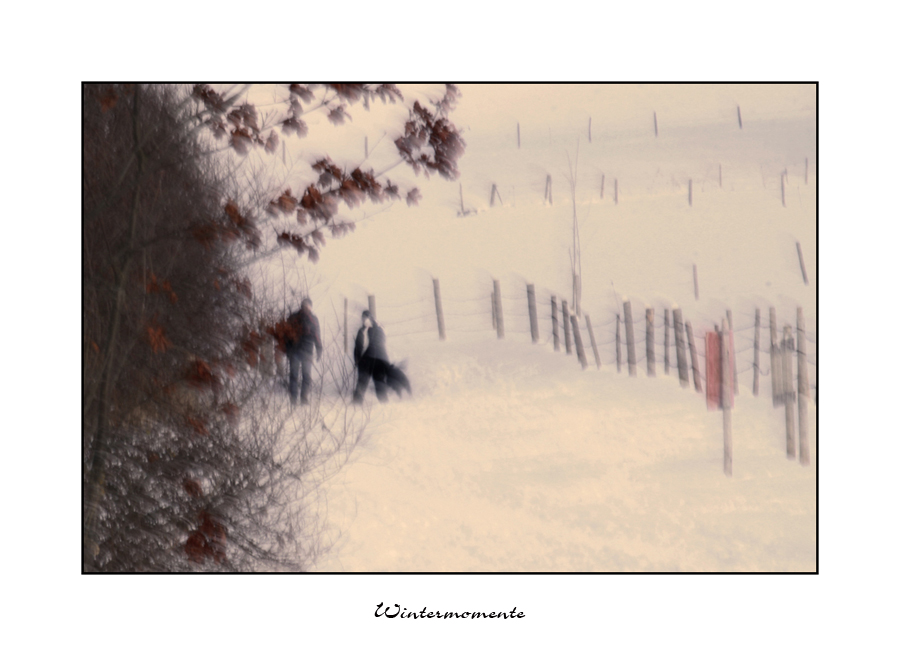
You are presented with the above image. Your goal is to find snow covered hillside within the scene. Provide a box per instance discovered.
[274,84,817,572]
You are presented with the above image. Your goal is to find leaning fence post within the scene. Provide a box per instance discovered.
[571,314,588,369]
[584,314,601,369]
[368,294,377,321]
[433,278,446,341]
[796,242,809,285]
[752,309,760,396]
[615,314,622,372]
[770,307,783,407]
[527,284,539,343]
[562,299,572,354]
[493,280,504,339]
[797,307,810,465]
[551,296,559,351]
[783,325,796,459]
[673,307,689,387]
[646,308,655,377]
[664,308,671,375]
[686,321,703,393]
[491,290,497,330]
[624,299,636,376]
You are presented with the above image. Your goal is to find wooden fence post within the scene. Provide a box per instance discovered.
[727,310,738,395]
[783,325,796,459]
[527,284,539,343]
[562,299,571,354]
[664,308,671,375]
[721,324,733,477]
[770,307,783,407]
[585,314,601,369]
[600,174,605,199]
[752,308,760,396]
[571,315,588,369]
[368,294,376,321]
[796,309,810,465]
[693,264,699,300]
[686,321,703,393]
[624,299,636,376]
[491,290,497,330]
[433,278,446,341]
[615,314,622,372]
[796,242,809,285]
[673,307,689,387]
[344,297,348,354]
[688,178,693,207]
[493,280,504,339]
[545,175,553,205]
[646,308,655,377]
[490,184,502,207]
[551,296,559,351]
[737,105,743,129]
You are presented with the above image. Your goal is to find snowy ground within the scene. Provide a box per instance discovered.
[263,84,817,572]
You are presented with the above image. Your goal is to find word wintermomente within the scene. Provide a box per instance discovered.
[375,603,525,619]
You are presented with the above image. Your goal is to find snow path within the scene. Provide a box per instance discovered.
[314,333,816,572]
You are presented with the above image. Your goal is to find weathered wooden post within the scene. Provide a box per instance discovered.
[673,307,689,387]
[752,308,760,396]
[686,321,703,393]
[782,325,796,459]
[688,178,693,207]
[493,280,504,339]
[796,242,809,285]
[571,315,588,369]
[562,299,572,354]
[726,310,738,395]
[722,324,734,477]
[368,294,376,321]
[600,174,605,199]
[664,308,671,375]
[551,295,559,351]
[797,307,810,465]
[585,314,601,369]
[693,264,699,300]
[527,284,539,343]
[770,307,783,407]
[624,299,636,376]
[491,290,497,330]
[433,278,446,341]
[615,314,622,372]
[545,175,552,204]
[737,105,743,129]
[344,297,348,354]
[614,178,619,205]
[490,184,502,207]
[646,308,656,377]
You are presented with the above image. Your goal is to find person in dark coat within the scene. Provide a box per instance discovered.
[353,310,411,403]
[285,298,322,405]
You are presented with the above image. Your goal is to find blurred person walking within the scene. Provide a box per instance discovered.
[353,310,410,403]
[285,298,322,406]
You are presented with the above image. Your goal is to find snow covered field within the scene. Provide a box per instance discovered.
[278,84,818,572]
